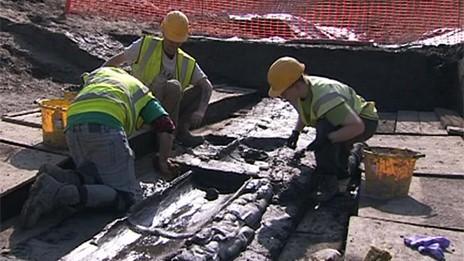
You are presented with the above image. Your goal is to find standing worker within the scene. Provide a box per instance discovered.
[20,67,176,228]
[267,57,379,202]
[103,10,213,147]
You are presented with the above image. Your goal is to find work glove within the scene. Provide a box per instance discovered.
[152,115,175,134]
[306,119,335,151]
[287,130,300,149]
[404,235,450,260]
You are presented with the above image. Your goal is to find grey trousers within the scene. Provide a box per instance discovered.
[65,123,141,208]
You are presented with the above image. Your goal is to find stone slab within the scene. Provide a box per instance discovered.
[345,216,464,261]
[359,176,464,230]
[368,135,464,176]
[0,143,67,197]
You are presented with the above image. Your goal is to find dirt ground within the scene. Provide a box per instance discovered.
[0,0,154,115]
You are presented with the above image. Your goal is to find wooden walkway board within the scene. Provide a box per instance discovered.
[395,110,420,134]
[376,112,396,134]
[368,135,464,177]
[0,120,68,155]
[418,111,447,135]
[1,111,42,128]
[0,143,67,197]
[346,217,464,261]
[358,176,464,230]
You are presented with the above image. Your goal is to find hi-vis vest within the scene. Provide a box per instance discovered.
[298,76,377,127]
[131,35,196,89]
[67,67,154,136]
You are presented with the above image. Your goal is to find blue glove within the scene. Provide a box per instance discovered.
[404,235,450,249]
[418,243,445,261]
[404,235,450,261]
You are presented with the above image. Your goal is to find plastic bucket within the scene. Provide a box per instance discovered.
[61,85,81,101]
[37,99,70,149]
[363,146,425,200]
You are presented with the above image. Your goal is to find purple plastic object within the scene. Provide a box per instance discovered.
[404,235,450,261]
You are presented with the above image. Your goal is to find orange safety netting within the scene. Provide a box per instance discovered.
[65,0,464,45]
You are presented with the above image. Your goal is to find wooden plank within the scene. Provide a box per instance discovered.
[1,108,40,118]
[395,110,420,134]
[447,126,464,136]
[435,107,464,128]
[0,120,68,156]
[418,111,447,135]
[2,111,42,128]
[0,143,67,197]
[346,217,464,261]
[359,176,464,230]
[376,112,396,134]
[368,135,464,177]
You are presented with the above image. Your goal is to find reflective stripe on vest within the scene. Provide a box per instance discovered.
[69,67,153,135]
[298,76,364,127]
[131,36,196,89]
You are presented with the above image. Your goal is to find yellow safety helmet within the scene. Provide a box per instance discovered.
[267,57,305,97]
[161,11,189,43]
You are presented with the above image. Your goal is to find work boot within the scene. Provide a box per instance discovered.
[20,174,78,228]
[177,132,205,147]
[310,175,339,202]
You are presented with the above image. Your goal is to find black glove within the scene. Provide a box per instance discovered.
[287,130,300,149]
[306,119,335,151]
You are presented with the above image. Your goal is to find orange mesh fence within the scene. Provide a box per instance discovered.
[65,0,464,45]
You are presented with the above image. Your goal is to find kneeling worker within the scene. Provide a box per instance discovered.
[21,67,175,228]
[103,10,213,147]
[267,57,379,202]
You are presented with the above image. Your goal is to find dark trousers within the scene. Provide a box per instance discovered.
[314,117,378,178]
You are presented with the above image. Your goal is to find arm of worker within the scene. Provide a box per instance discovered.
[190,77,213,128]
[101,38,142,67]
[140,99,176,176]
[325,103,365,143]
[102,52,129,67]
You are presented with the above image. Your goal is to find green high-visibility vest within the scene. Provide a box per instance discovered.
[298,76,378,127]
[131,35,196,89]
[67,67,154,136]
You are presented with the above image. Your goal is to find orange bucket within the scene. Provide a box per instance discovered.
[363,146,425,200]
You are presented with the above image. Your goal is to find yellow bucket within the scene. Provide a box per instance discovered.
[61,86,80,101]
[37,99,70,149]
[363,146,425,200]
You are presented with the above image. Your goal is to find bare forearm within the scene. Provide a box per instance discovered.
[195,78,213,115]
[294,117,305,132]
[157,133,174,160]
[102,52,127,67]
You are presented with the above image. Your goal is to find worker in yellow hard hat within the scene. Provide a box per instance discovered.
[268,56,379,202]
[103,10,213,151]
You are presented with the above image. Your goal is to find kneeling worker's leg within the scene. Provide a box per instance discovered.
[177,85,205,147]
[21,174,81,228]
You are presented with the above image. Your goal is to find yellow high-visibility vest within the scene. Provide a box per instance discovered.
[298,76,378,127]
[131,35,196,89]
[68,67,154,135]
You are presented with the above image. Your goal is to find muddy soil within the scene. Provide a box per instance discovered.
[0,0,151,115]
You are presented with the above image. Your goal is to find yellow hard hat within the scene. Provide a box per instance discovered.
[267,57,305,97]
[161,11,189,43]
